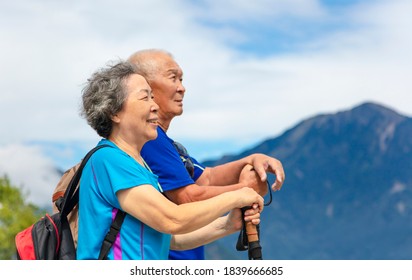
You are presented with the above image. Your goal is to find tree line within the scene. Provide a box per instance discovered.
[0,175,45,259]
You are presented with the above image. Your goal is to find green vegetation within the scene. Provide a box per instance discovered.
[0,175,45,259]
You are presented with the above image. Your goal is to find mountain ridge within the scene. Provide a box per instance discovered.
[204,101,412,259]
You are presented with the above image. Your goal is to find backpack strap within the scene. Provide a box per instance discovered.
[60,144,111,217]
[98,210,127,260]
[60,144,126,260]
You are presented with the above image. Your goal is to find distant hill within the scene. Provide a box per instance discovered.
[204,102,412,260]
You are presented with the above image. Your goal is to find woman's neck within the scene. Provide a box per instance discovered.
[108,136,143,165]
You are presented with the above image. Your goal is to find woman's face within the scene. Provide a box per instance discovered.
[113,74,159,146]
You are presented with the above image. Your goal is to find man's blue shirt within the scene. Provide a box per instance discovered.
[141,127,206,260]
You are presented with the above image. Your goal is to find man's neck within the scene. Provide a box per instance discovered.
[157,120,170,132]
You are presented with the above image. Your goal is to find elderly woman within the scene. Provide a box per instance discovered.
[76,60,263,260]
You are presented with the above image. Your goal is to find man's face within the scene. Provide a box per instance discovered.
[149,54,186,122]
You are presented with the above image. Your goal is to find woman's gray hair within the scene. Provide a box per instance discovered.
[80,60,138,138]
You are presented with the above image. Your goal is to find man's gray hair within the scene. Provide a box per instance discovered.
[127,49,174,81]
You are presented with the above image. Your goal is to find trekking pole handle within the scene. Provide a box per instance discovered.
[242,206,259,242]
[245,221,259,242]
[242,206,263,260]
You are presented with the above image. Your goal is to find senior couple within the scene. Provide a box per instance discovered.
[76,49,285,260]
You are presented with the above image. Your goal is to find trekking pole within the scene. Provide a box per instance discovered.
[242,206,262,260]
[237,180,272,259]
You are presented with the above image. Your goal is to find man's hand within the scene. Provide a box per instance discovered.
[239,164,268,196]
[248,154,285,191]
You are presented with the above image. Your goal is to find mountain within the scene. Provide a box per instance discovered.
[204,101,412,260]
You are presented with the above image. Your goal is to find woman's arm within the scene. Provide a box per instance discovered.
[170,206,260,250]
[117,184,263,235]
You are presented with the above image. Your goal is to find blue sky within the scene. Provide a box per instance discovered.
[194,0,365,57]
[0,0,411,206]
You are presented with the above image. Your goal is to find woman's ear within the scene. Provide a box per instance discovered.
[111,114,121,123]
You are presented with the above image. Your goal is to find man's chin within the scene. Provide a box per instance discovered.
[175,109,184,116]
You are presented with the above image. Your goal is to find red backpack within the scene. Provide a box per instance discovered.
[15,145,125,260]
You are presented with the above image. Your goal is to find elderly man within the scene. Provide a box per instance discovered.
[127,49,285,260]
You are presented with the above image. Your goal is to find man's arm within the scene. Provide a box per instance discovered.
[165,163,268,204]
[165,152,285,204]
[202,153,285,191]
[165,182,242,204]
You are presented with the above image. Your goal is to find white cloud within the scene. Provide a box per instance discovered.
[172,0,412,142]
[0,144,61,208]
[0,0,411,207]
[1,0,411,145]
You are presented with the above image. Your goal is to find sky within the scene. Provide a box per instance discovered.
[0,0,411,207]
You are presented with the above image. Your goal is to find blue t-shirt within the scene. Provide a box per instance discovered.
[77,139,171,260]
[141,127,206,260]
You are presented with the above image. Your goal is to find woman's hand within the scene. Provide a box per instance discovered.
[226,204,261,232]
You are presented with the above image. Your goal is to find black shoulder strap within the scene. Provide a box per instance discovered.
[59,143,126,260]
[60,144,110,217]
[98,210,127,260]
